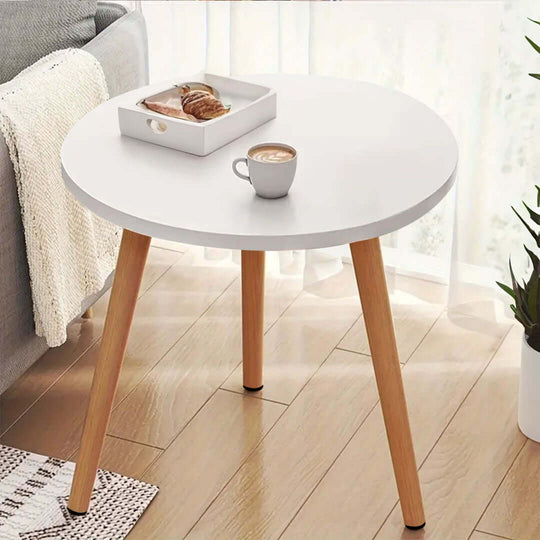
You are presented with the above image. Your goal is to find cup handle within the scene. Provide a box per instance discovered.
[232,157,251,183]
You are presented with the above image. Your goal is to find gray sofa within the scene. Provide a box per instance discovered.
[0,2,148,394]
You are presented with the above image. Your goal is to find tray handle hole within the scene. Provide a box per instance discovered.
[147,119,168,134]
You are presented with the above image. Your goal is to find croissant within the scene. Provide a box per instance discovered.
[144,98,196,121]
[181,90,230,120]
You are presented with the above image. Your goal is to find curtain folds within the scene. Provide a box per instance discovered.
[139,0,538,312]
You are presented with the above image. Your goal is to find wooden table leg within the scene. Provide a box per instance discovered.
[350,238,425,530]
[68,229,151,515]
[241,250,265,391]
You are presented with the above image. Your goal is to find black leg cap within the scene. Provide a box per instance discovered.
[243,385,263,392]
[67,508,87,516]
[405,522,425,531]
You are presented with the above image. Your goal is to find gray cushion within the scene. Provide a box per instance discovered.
[95,2,127,34]
[0,1,97,84]
[83,10,148,98]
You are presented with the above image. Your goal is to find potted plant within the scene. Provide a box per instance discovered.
[497,18,540,441]
[497,187,540,440]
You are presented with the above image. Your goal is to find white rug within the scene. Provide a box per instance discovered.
[0,445,157,539]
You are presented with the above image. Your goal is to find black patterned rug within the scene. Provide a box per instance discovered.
[0,445,158,539]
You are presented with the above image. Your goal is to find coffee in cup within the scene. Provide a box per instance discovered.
[232,142,297,199]
[248,145,296,164]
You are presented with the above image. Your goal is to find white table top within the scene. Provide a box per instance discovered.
[61,74,458,251]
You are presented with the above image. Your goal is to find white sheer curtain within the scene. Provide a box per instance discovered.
[135,1,538,312]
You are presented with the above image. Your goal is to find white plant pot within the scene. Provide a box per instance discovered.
[518,334,540,442]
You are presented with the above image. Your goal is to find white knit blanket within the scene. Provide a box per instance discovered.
[0,49,120,347]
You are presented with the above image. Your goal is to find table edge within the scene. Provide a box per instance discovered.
[61,159,457,251]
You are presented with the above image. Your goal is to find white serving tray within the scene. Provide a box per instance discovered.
[118,73,277,156]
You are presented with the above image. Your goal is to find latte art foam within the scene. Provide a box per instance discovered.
[249,145,295,163]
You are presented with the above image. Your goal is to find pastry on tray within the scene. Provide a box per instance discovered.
[143,97,195,121]
[142,82,230,122]
[181,90,230,120]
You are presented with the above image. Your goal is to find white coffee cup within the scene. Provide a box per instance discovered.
[232,142,297,199]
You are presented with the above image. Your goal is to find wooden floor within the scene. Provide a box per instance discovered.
[0,241,534,539]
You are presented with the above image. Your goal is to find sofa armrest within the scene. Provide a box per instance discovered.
[83,10,148,98]
[0,134,49,394]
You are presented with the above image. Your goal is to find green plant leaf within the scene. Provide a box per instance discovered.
[526,36,540,54]
[513,206,540,247]
[530,74,540,80]
[528,277,539,321]
[520,287,532,318]
[521,280,533,314]
[524,245,540,272]
[511,304,530,329]
[496,281,515,299]
[529,18,540,26]
[537,185,540,206]
[523,201,540,225]
[510,260,534,325]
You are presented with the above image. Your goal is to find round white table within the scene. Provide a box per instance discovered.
[62,74,458,530]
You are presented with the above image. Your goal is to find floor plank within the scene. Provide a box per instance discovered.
[375,324,523,539]
[186,349,379,539]
[470,532,508,540]
[0,318,102,436]
[2,256,529,539]
[386,272,448,305]
[129,390,285,539]
[221,264,361,403]
[72,436,162,480]
[0,246,181,435]
[282,313,509,540]
[0,251,237,458]
[108,272,303,447]
[339,288,442,361]
[138,245,186,292]
[478,438,540,539]
[151,238,188,253]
